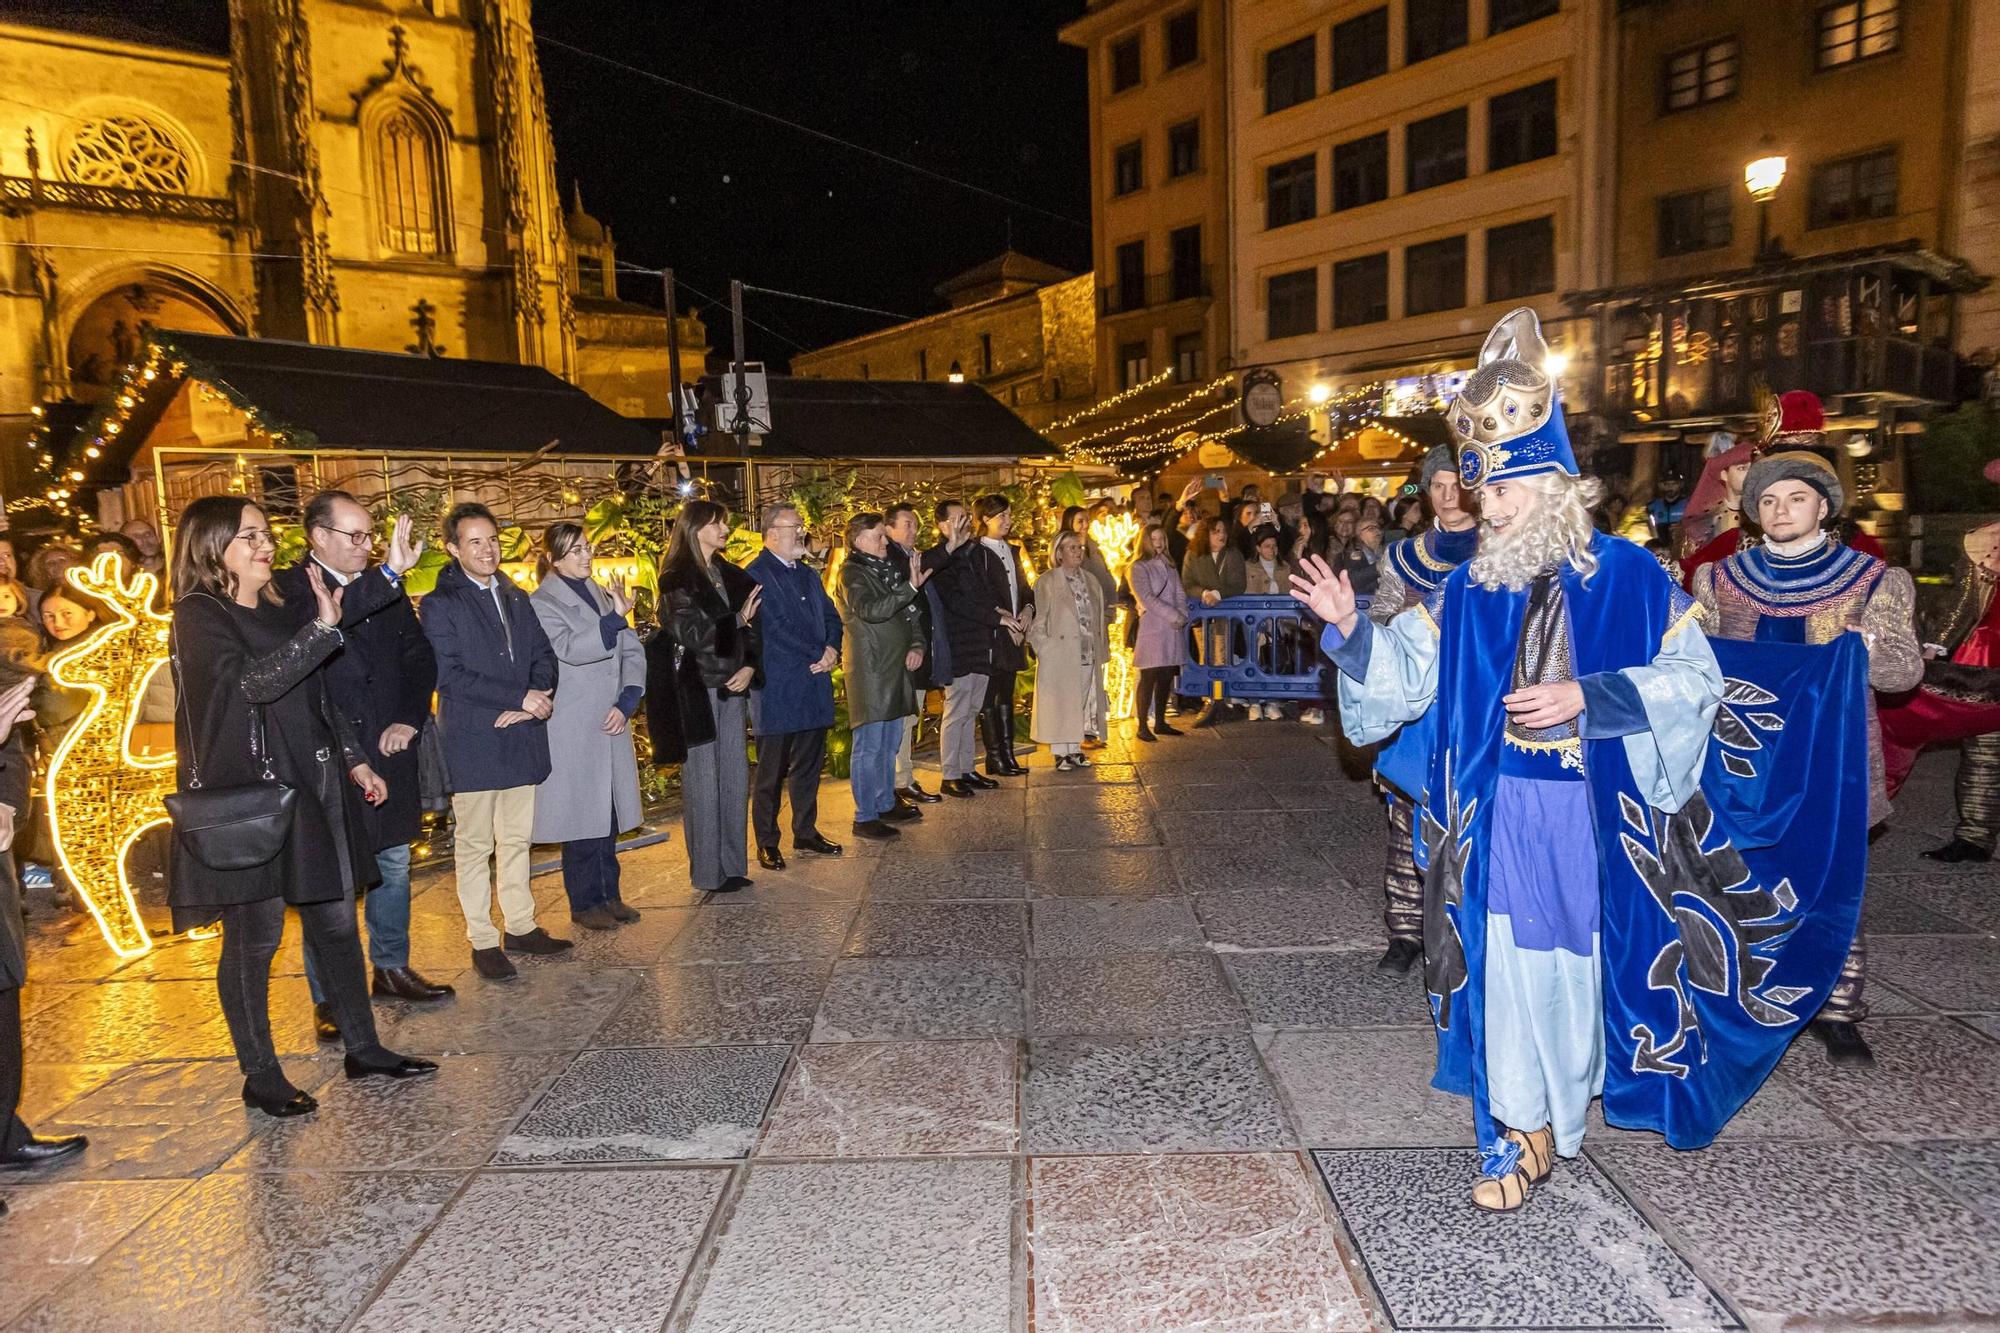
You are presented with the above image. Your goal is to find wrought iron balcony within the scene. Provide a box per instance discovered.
[1,175,234,225]
[1098,266,1215,316]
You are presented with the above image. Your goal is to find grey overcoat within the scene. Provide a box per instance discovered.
[530,574,646,843]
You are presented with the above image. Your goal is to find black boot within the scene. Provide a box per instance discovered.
[978,708,1012,780]
[1808,1018,1874,1067]
[1376,939,1422,974]
[1922,838,1991,863]
[996,703,1029,775]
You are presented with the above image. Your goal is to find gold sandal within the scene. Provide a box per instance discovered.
[1470,1165,1531,1212]
[1504,1126,1555,1185]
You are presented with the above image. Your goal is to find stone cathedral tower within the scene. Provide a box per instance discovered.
[229,0,575,375]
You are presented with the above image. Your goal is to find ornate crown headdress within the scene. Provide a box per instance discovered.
[1450,307,1576,488]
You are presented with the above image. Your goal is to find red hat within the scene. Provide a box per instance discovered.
[1760,390,1826,450]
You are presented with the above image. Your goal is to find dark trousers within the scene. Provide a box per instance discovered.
[1134,666,1175,729]
[218,895,379,1086]
[753,727,825,850]
[560,809,624,912]
[1,985,27,1153]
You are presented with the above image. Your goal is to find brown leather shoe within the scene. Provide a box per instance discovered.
[372,967,455,1002]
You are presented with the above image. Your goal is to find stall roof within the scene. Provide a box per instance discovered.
[684,375,1058,462]
[73,331,665,484]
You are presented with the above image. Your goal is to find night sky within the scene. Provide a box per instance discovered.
[2,1,1093,365]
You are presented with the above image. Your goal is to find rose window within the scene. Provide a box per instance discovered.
[63,115,193,194]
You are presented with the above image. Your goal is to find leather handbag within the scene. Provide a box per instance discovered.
[164,650,298,872]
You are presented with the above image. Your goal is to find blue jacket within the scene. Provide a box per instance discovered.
[420,561,559,792]
[744,548,842,736]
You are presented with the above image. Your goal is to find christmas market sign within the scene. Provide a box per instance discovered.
[1239,368,1283,429]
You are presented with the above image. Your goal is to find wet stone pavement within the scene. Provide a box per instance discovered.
[5,720,2000,1332]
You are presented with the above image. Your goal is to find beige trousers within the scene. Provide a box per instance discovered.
[451,784,539,949]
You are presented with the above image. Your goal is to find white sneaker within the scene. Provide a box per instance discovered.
[1245,702,1263,719]
[1264,702,1284,720]
[1300,707,1325,726]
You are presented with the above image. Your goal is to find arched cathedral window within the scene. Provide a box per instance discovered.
[375,106,449,256]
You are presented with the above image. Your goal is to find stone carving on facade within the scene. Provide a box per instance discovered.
[270,0,339,324]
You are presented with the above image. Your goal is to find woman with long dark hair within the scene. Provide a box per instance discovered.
[650,501,761,893]
[169,497,434,1118]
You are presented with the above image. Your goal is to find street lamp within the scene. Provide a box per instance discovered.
[1744,141,1789,264]
[947,360,965,384]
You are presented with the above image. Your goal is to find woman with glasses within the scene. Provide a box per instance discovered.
[168,497,435,1119]
[530,522,647,930]
[651,501,761,893]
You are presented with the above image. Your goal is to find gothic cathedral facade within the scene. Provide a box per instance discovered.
[0,1,697,503]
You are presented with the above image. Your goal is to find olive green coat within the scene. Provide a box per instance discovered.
[835,550,923,727]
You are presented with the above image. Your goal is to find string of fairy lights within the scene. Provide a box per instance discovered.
[1054,373,1234,448]
[1042,368,1175,431]
[1059,375,1444,470]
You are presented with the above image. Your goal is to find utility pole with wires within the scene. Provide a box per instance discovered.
[663,267,690,451]
[729,279,752,450]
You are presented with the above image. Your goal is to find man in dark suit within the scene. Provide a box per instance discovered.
[423,502,569,981]
[743,502,845,871]
[0,677,86,1206]
[282,493,451,1039]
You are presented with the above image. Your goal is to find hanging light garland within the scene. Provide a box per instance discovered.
[1058,374,1234,449]
[1044,368,1175,431]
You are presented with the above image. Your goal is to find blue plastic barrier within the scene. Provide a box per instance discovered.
[1172,594,1361,703]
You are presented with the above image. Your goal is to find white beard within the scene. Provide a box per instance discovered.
[1470,508,1569,591]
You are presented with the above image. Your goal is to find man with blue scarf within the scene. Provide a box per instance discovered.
[1295,308,1864,1213]
[1367,444,1480,975]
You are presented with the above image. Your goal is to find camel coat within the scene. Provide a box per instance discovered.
[1027,567,1106,746]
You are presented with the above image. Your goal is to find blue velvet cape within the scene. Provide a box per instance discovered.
[1417,537,1866,1171]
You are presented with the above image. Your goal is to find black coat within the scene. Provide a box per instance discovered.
[976,540,1034,675]
[890,539,940,690]
[274,559,435,850]
[0,730,32,989]
[168,592,375,929]
[934,539,1034,677]
[420,562,558,793]
[648,556,760,764]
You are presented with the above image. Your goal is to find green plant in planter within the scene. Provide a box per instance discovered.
[1914,405,2000,514]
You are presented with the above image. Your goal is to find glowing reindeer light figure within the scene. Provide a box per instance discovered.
[44,553,174,957]
[1089,511,1142,721]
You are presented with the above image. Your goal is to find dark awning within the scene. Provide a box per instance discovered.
[70,330,665,485]
[690,375,1057,462]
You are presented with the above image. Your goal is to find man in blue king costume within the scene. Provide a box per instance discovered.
[1293,308,1867,1211]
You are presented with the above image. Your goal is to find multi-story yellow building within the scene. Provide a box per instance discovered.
[1230,0,1607,400]
[0,4,702,521]
[1040,0,1607,481]
[1059,0,1236,409]
[787,252,1096,430]
[1580,0,1988,519]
